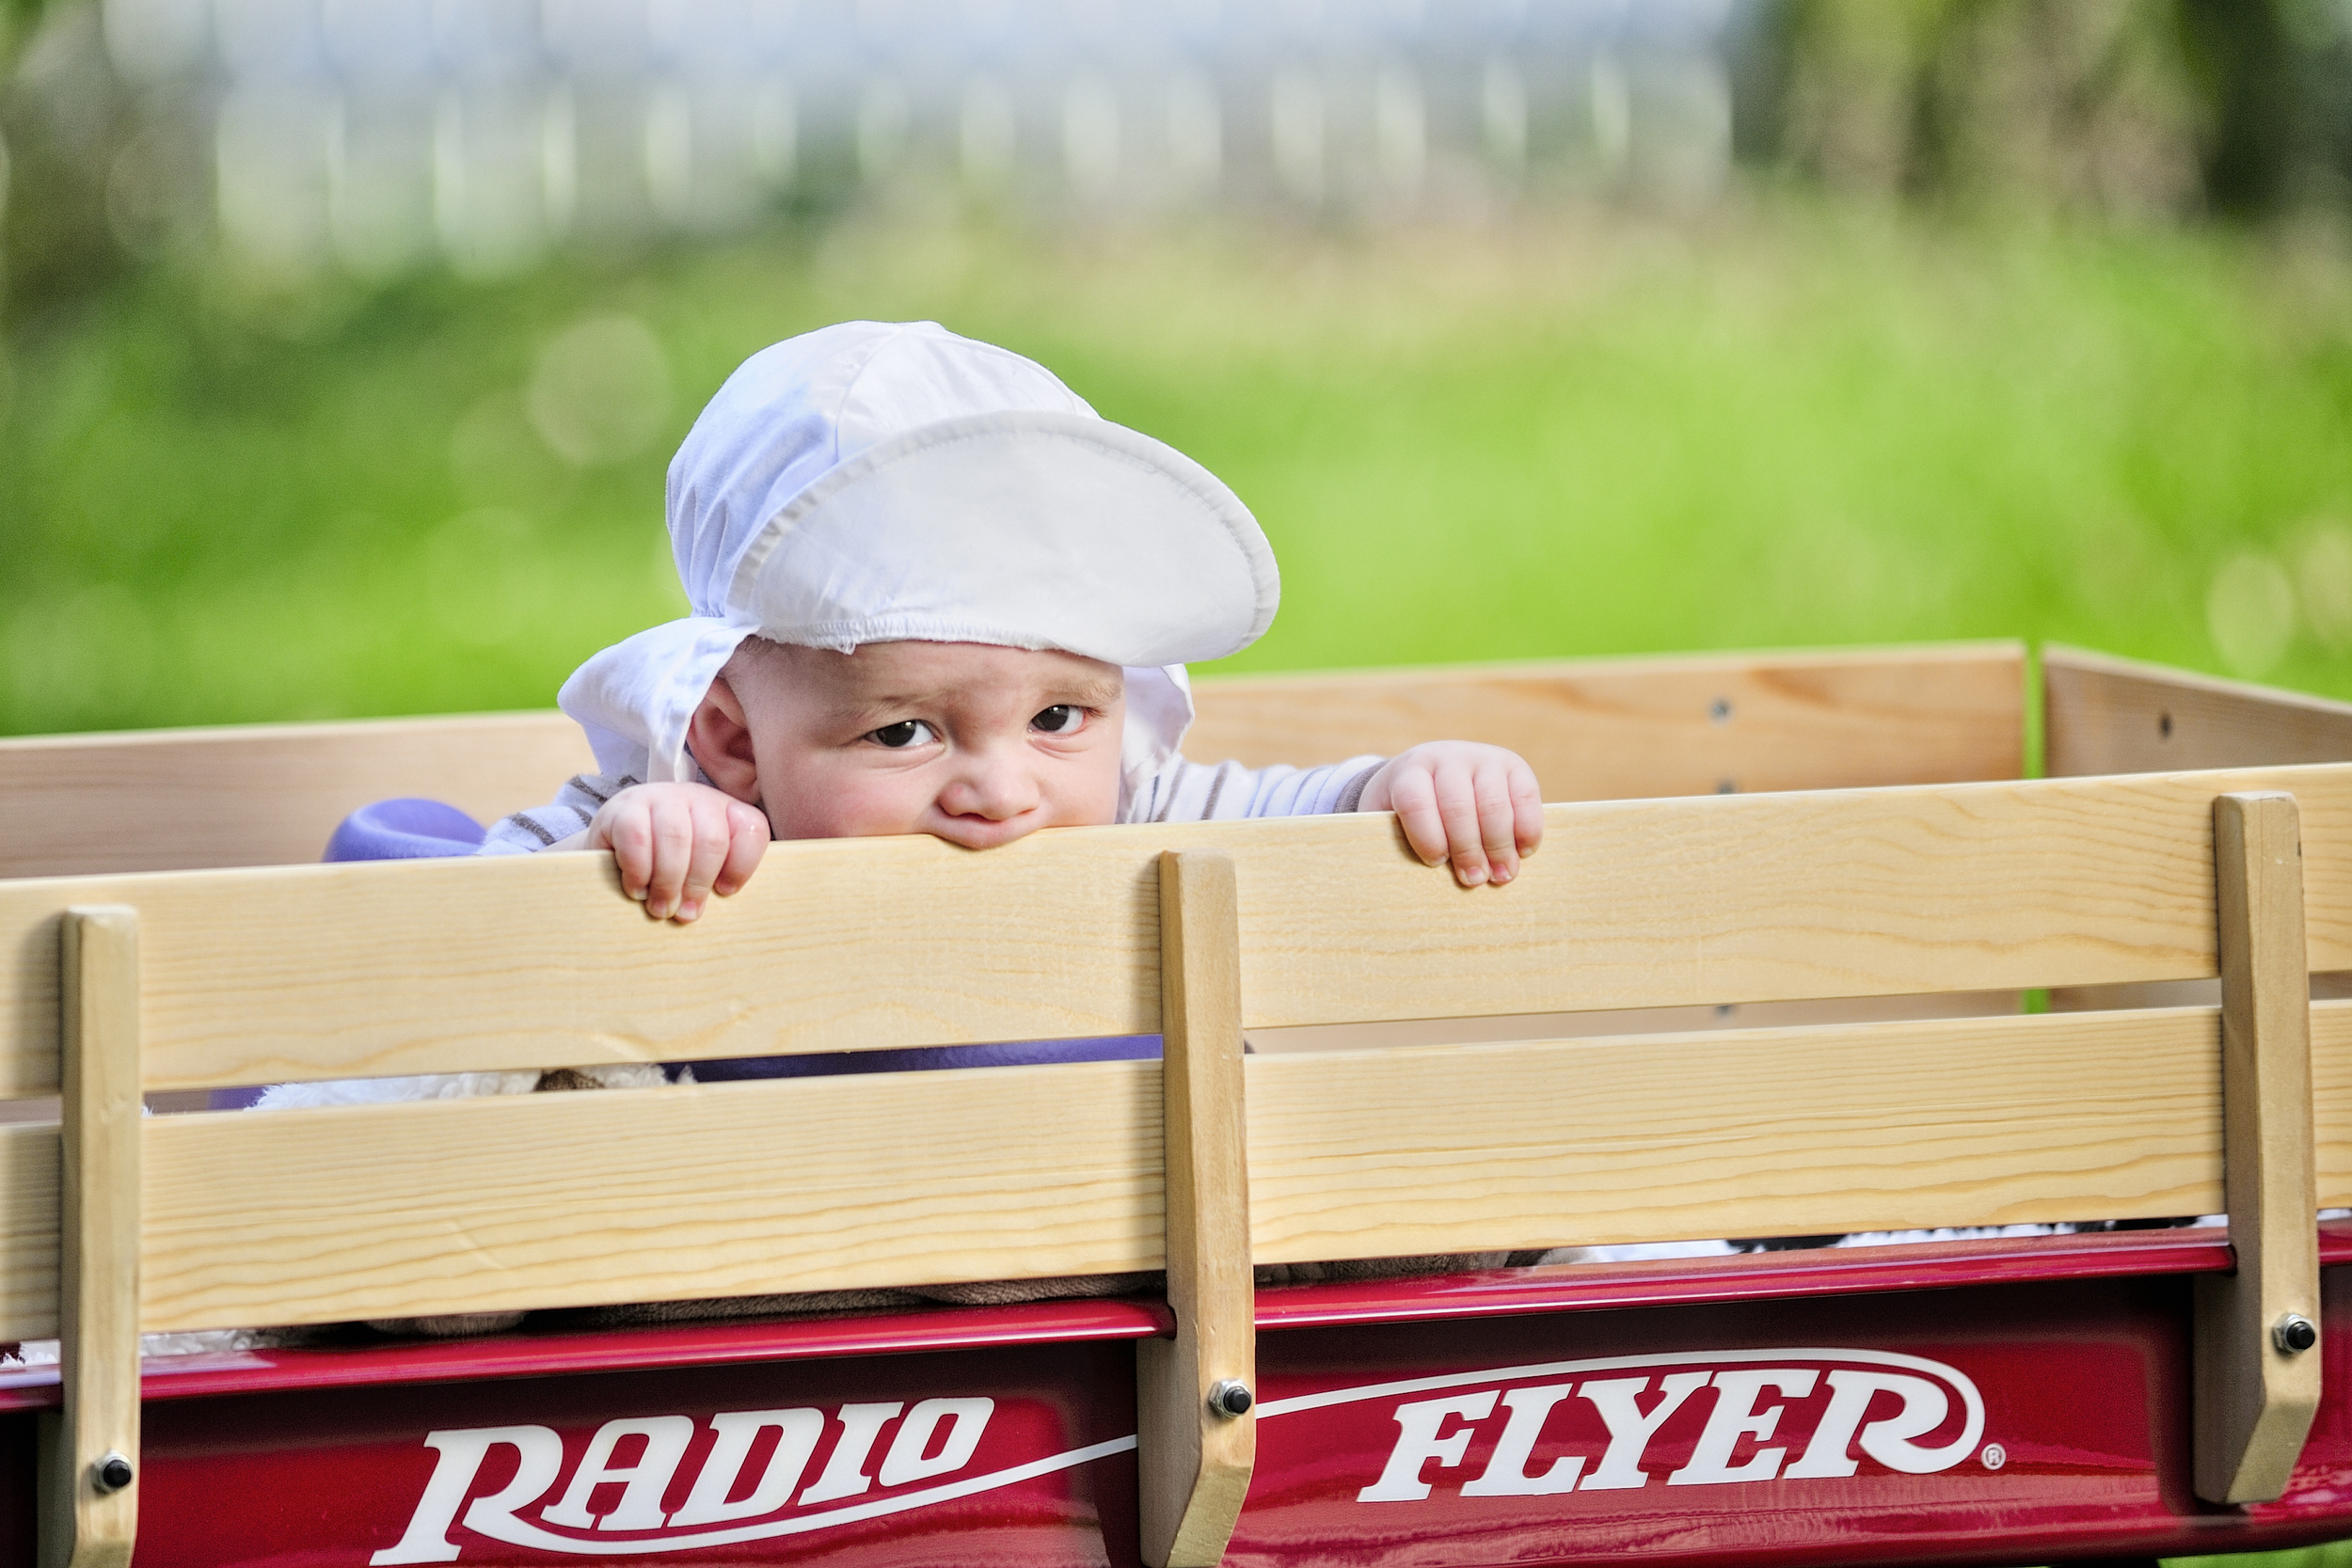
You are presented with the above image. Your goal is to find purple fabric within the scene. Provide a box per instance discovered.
[323,798,488,862]
[677,1036,1161,1081]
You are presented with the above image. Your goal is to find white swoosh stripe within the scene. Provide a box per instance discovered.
[466,1435,1137,1556]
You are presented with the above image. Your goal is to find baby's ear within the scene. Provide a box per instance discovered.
[688,676,762,803]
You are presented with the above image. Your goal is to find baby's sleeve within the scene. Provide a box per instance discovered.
[1129,754,1386,825]
[477,771,639,855]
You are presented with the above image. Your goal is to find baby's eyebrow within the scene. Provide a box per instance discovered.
[1053,675,1126,707]
[830,691,942,727]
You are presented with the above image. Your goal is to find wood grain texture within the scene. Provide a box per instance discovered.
[2046,646,2352,779]
[1138,853,1254,1568]
[48,910,139,1568]
[0,1001,2343,1344]
[8,763,2352,1101]
[2195,795,2323,1504]
[1187,643,2025,801]
[0,644,2017,886]
[1,997,2349,1338]
[0,1120,56,1338]
[0,712,592,881]
[131,1062,1165,1335]
[1246,991,2025,1054]
[1243,1004,2257,1262]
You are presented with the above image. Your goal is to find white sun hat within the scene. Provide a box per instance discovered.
[558,321,1280,810]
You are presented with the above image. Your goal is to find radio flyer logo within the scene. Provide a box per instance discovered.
[373,1398,1131,1561]
[373,1349,1985,1560]
[1305,1348,1986,1502]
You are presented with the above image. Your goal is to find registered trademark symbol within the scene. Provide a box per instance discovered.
[1980,1443,2008,1471]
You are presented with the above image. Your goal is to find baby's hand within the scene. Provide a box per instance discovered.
[1360,742,1544,889]
[587,782,770,923]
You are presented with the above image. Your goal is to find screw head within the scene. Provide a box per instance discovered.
[93,1451,133,1493]
[1207,1378,1253,1418]
[2275,1313,2320,1354]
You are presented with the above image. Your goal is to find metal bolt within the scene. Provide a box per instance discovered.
[1207,1379,1253,1418]
[2274,1312,2319,1354]
[93,1452,133,1494]
[1708,698,1732,723]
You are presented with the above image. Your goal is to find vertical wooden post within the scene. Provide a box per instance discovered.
[2195,795,2322,1504]
[1137,851,1254,1568]
[40,907,142,1568]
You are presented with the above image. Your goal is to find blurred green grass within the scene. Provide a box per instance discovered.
[7,199,2352,736]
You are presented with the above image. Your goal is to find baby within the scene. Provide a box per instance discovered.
[484,320,1542,925]
[294,320,1546,1331]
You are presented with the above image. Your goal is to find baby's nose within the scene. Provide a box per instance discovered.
[937,752,1040,821]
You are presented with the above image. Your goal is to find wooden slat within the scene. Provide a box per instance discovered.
[9,765,2352,1099]
[0,1120,56,1338]
[0,645,2018,886]
[2195,794,2322,1504]
[0,713,593,880]
[0,999,2345,1338]
[1247,990,2025,1054]
[1243,1004,2264,1264]
[23,1003,2352,1337]
[1187,642,2025,801]
[46,909,141,1568]
[1138,852,1254,1568]
[131,1063,1164,1336]
[2046,645,2352,778]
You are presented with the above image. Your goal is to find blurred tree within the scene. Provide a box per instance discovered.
[1,2,138,318]
[1739,0,2352,220]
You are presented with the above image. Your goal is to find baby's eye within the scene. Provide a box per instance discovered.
[866,720,938,749]
[1032,705,1086,735]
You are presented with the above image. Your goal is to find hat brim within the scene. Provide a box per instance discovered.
[725,411,1279,667]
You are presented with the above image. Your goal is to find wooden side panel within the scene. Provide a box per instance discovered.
[0,713,593,881]
[1186,643,2026,801]
[0,645,2018,885]
[0,999,2344,1339]
[2046,646,2352,778]
[1245,1005,2252,1264]
[8,765,2352,1098]
[129,1064,1165,1337]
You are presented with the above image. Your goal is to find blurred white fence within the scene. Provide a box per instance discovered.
[101,0,1735,276]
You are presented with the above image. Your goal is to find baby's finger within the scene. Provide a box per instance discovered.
[711,803,770,897]
[1384,765,1448,867]
[644,808,698,921]
[1432,761,1489,887]
[1511,764,1545,856]
[672,804,737,924]
[595,802,657,902]
[1474,764,1520,885]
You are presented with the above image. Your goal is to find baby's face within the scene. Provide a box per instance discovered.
[706,640,1126,848]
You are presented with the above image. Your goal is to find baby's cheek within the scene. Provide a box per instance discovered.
[764,764,936,841]
[1073,742,1126,826]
